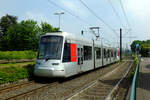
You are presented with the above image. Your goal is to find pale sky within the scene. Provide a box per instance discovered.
[0,0,150,49]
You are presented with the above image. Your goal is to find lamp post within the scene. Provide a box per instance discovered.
[54,12,64,30]
[89,27,100,40]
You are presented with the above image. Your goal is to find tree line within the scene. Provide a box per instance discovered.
[0,14,59,51]
[131,40,150,57]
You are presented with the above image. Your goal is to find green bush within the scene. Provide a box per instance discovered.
[0,51,37,60]
[128,56,138,80]
[0,64,34,84]
[134,57,138,65]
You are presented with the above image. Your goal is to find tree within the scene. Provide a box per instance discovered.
[0,14,17,34]
[41,22,59,34]
[0,14,60,51]
[146,40,150,44]
[53,27,59,32]
[130,40,143,53]
[0,14,18,50]
[6,20,42,51]
[0,26,3,37]
[140,43,150,57]
[130,40,150,57]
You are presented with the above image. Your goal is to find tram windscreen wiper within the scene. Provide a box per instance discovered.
[45,55,51,61]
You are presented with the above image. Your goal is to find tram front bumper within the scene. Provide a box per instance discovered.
[34,67,65,78]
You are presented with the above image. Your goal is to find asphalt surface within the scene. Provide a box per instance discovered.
[137,57,150,100]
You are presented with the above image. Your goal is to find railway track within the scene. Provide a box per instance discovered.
[0,78,59,100]
[65,62,133,100]
[0,81,35,94]
[0,61,130,100]
[0,59,35,64]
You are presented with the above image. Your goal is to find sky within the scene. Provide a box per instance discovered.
[0,0,150,49]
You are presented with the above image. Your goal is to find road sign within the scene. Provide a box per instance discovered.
[136,44,139,48]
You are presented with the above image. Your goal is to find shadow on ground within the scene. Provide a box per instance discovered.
[138,72,150,91]
[145,64,150,69]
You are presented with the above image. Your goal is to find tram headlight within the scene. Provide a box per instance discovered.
[52,63,59,65]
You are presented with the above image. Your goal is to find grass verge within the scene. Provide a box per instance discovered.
[0,63,35,84]
[128,55,138,80]
[0,62,35,68]
[0,51,37,60]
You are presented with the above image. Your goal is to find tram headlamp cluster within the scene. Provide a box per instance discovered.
[52,63,59,65]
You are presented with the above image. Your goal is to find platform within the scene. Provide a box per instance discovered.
[137,57,150,100]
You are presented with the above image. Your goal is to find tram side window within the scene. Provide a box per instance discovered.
[111,51,113,57]
[84,46,92,60]
[108,50,110,57]
[106,50,109,61]
[107,50,108,58]
[114,51,117,57]
[63,43,71,62]
[99,48,101,58]
[106,50,108,58]
[95,47,101,59]
[81,48,83,64]
[104,49,106,58]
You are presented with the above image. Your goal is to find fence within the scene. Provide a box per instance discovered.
[130,56,141,100]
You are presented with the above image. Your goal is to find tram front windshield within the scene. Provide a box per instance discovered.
[38,36,63,60]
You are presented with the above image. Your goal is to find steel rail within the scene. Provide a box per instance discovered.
[0,59,35,64]
[5,82,58,100]
[64,61,128,100]
[0,81,35,94]
[105,62,133,100]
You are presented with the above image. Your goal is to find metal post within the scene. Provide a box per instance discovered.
[89,27,100,40]
[120,28,122,61]
[59,15,60,30]
[81,30,84,35]
[54,12,64,31]
[101,37,103,66]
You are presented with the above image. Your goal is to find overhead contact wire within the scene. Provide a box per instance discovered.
[119,0,131,28]
[47,0,92,26]
[107,0,124,27]
[78,0,119,37]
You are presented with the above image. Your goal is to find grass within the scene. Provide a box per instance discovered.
[0,63,35,84]
[0,50,37,84]
[0,62,35,68]
[128,55,138,80]
[0,51,37,60]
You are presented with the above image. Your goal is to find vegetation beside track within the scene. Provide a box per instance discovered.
[131,40,150,57]
[0,62,35,84]
[0,51,37,60]
[0,62,35,68]
[128,54,138,80]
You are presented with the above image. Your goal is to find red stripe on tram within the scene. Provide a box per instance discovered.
[70,44,77,62]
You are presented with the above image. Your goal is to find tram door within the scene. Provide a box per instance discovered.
[77,46,83,73]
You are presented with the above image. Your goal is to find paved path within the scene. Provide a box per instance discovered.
[137,57,150,100]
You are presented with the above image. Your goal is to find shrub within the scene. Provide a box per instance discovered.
[128,56,138,80]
